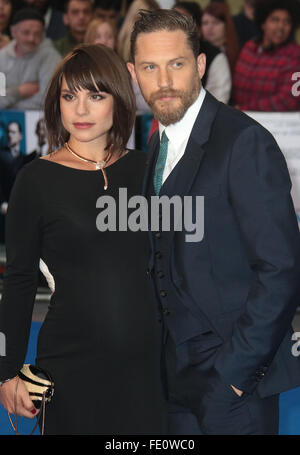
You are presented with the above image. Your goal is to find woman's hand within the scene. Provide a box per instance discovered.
[0,377,39,418]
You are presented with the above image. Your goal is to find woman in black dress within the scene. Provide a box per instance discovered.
[0,44,166,435]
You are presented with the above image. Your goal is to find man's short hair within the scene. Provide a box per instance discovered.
[94,0,121,11]
[130,9,199,63]
[64,0,94,13]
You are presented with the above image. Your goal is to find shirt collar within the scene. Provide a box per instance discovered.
[158,87,206,145]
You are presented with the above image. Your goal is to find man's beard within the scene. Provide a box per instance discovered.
[144,75,201,126]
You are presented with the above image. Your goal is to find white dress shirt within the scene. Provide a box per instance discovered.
[158,88,206,185]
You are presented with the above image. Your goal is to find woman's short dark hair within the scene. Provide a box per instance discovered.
[255,0,300,34]
[130,9,199,62]
[44,44,136,155]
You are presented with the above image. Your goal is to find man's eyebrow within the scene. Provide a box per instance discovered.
[138,56,186,65]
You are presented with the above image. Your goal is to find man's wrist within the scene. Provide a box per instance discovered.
[0,376,17,387]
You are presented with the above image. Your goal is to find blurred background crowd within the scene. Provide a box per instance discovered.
[1,0,300,112]
[0,0,300,244]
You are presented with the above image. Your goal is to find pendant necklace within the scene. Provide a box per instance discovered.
[64,142,112,190]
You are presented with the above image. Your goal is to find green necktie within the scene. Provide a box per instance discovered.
[153,131,169,195]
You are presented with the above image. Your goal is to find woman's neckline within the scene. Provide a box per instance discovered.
[38,149,132,173]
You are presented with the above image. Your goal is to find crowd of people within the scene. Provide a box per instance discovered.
[0,0,299,112]
[0,2,300,436]
[0,0,298,238]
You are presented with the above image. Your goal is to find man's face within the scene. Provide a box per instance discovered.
[36,119,47,146]
[7,122,22,147]
[94,7,119,24]
[64,0,93,35]
[11,20,44,56]
[127,30,205,126]
[262,9,292,47]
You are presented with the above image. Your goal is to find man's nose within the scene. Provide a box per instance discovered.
[157,68,172,88]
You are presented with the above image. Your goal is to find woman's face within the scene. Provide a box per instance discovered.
[0,0,12,31]
[60,76,114,146]
[262,9,292,47]
[201,12,226,48]
[93,22,115,49]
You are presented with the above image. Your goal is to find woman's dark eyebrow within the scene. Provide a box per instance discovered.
[60,88,105,94]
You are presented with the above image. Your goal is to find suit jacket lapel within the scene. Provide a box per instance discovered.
[142,130,159,269]
[159,92,221,244]
[142,130,159,198]
[143,92,221,250]
[161,91,220,199]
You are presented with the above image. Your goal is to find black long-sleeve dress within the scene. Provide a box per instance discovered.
[0,150,167,435]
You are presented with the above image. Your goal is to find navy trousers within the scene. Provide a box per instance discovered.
[164,331,279,435]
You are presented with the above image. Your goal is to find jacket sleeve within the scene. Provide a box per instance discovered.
[21,46,61,110]
[0,165,42,381]
[214,124,300,394]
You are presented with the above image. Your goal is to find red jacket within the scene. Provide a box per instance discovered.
[233,39,300,111]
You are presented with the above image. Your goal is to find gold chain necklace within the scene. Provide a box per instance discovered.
[64,142,112,190]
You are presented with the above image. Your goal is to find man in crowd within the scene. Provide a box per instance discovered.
[233,0,259,48]
[94,0,123,29]
[54,0,94,57]
[6,121,23,158]
[18,0,66,40]
[128,9,300,435]
[0,121,23,215]
[0,8,61,110]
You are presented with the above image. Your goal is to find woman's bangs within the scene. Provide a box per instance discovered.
[61,55,111,94]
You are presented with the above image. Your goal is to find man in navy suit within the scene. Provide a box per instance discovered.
[127,9,300,435]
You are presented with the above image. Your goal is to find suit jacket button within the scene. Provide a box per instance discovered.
[160,290,167,297]
[155,251,162,259]
[163,308,170,315]
[157,271,165,279]
[155,232,162,239]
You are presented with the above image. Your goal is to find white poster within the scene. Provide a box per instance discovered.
[246,111,300,226]
[25,111,48,157]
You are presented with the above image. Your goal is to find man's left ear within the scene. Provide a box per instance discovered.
[127,62,138,85]
[197,53,206,80]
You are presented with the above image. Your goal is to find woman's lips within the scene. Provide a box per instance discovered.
[73,123,95,129]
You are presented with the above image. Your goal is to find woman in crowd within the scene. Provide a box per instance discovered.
[0,0,15,48]
[201,1,240,75]
[233,0,300,112]
[0,43,166,435]
[117,0,159,63]
[84,14,150,148]
[174,1,232,104]
[84,16,117,49]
